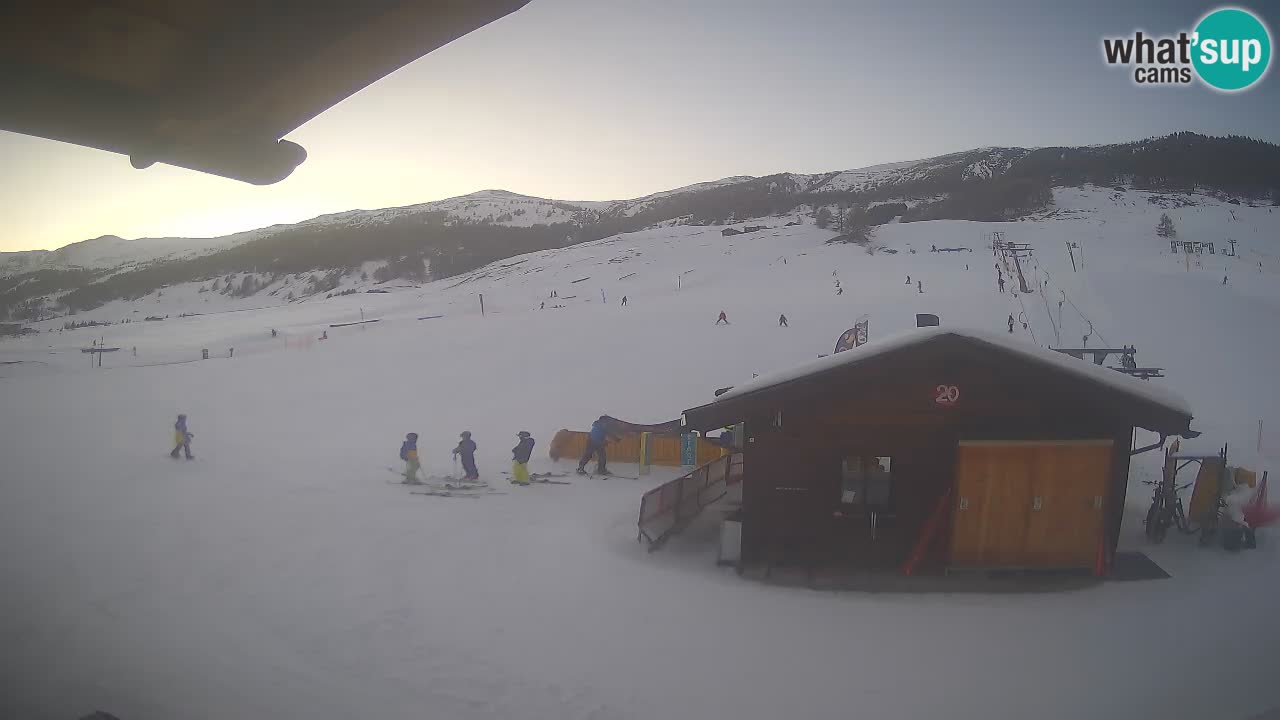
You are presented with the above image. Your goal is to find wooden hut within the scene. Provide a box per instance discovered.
[679,328,1193,575]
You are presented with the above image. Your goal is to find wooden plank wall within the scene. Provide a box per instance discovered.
[951,441,1111,568]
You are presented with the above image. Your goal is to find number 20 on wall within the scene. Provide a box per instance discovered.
[934,384,960,406]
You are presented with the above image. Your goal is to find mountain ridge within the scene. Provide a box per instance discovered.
[8,132,1278,273]
[2,132,1277,321]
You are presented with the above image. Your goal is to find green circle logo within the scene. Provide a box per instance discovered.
[1192,8,1272,91]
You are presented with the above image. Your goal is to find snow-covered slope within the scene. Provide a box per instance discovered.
[0,146,1039,277]
[1,185,1278,720]
[796,147,1032,193]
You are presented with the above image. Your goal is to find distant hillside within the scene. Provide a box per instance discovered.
[2,132,1277,322]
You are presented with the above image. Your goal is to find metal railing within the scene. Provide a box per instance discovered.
[637,453,742,551]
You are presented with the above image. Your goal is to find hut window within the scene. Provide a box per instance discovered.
[840,456,894,509]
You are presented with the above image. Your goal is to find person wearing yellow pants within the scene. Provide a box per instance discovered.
[399,432,421,484]
[511,431,535,485]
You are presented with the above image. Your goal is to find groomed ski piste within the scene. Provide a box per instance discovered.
[1,186,1278,719]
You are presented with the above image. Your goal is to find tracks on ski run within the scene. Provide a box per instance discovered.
[385,467,506,497]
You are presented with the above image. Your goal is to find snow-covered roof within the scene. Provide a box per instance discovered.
[710,326,1192,418]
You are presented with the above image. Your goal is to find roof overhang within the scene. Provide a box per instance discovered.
[0,0,530,184]
[682,328,1194,437]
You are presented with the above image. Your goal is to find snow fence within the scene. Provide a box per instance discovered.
[549,429,727,467]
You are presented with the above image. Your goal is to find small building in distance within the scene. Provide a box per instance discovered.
[680,328,1193,578]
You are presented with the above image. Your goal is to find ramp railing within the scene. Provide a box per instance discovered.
[638,453,743,551]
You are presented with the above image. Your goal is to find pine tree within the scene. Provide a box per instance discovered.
[1156,213,1176,238]
[815,207,832,229]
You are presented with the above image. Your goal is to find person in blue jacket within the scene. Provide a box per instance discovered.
[170,414,194,459]
[577,416,617,475]
[511,431,535,485]
[453,431,479,480]
[399,432,420,483]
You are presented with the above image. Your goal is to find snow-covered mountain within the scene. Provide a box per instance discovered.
[0,229,290,276]
[3,133,1277,328]
[0,149,1030,276]
[9,132,1273,281]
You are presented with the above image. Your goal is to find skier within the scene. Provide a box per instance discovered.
[540,301,545,310]
[170,414,194,460]
[715,310,729,325]
[229,347,234,358]
[917,280,923,294]
[1222,274,1228,285]
[1007,314,1015,333]
[453,431,479,480]
[399,433,421,484]
[621,295,628,307]
[577,416,616,475]
[905,275,911,284]
[271,329,277,338]
[997,275,1005,293]
[837,286,844,295]
[320,330,328,341]
[511,431,535,485]
[131,346,136,357]
[778,314,788,327]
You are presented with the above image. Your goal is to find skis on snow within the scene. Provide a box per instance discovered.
[501,471,573,485]
[576,470,639,480]
[384,468,505,496]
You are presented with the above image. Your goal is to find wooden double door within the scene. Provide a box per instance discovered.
[950,440,1113,568]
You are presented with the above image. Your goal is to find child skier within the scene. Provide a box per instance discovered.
[453,431,479,480]
[399,432,421,484]
[511,431,535,485]
[170,414,194,460]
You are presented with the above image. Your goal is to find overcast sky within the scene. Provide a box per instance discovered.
[2,0,1277,252]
